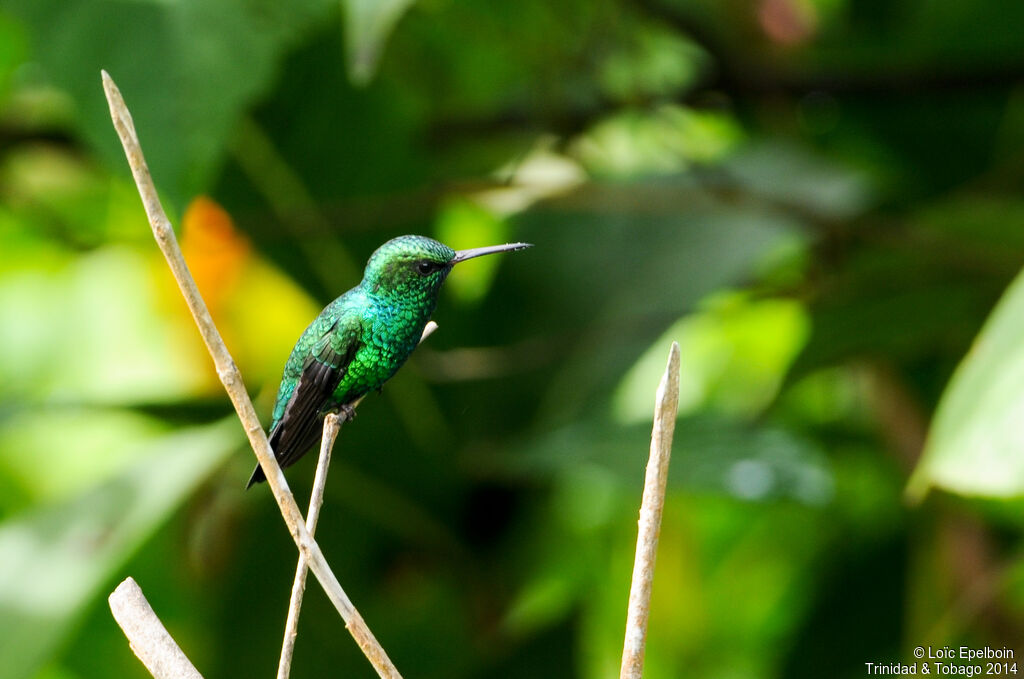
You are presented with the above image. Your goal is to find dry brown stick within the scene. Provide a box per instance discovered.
[109,577,204,679]
[276,323,437,679]
[619,342,680,679]
[101,70,402,679]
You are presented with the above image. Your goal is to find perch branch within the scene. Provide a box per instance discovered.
[276,323,437,679]
[109,577,204,679]
[101,70,402,679]
[277,412,343,679]
[619,342,680,679]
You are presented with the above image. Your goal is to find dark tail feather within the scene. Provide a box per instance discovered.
[246,423,279,489]
[245,418,324,490]
[246,463,266,489]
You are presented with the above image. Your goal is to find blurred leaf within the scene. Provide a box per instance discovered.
[596,20,707,102]
[918,196,1024,255]
[0,408,169,514]
[32,664,79,679]
[0,244,209,404]
[4,0,336,205]
[503,565,578,637]
[1003,554,1024,619]
[434,198,509,304]
[789,245,994,382]
[343,0,417,84]
[489,415,833,505]
[614,292,809,422]
[909,265,1024,499]
[777,366,874,429]
[571,105,743,177]
[514,192,801,423]
[0,416,240,679]
[723,141,875,219]
[0,145,139,251]
[388,0,621,121]
[0,13,26,101]
[473,144,586,216]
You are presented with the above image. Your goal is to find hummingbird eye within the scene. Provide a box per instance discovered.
[416,260,436,275]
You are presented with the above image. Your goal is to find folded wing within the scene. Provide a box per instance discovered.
[247,315,363,488]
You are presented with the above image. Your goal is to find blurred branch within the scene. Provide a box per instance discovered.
[277,321,438,679]
[864,361,928,472]
[620,342,680,679]
[108,577,204,679]
[101,70,403,679]
[429,0,1024,146]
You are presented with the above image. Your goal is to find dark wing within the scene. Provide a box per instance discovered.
[247,320,361,488]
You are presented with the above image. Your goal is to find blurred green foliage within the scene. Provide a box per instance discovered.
[0,0,1022,677]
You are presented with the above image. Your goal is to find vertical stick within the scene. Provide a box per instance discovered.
[277,412,343,679]
[276,321,437,678]
[620,342,680,679]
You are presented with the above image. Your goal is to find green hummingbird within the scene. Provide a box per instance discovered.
[247,234,531,488]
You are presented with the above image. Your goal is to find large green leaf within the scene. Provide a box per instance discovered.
[4,0,336,206]
[0,417,240,679]
[908,265,1024,499]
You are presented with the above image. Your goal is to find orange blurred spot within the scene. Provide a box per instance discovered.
[181,196,251,319]
[153,196,319,397]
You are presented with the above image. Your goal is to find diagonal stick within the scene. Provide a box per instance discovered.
[101,70,402,679]
[109,577,204,679]
[620,342,680,679]
[277,321,438,679]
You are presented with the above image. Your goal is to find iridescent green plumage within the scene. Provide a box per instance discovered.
[247,235,531,488]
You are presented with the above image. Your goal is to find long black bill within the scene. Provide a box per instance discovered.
[451,242,533,264]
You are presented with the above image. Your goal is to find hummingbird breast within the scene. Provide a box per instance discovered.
[330,296,432,406]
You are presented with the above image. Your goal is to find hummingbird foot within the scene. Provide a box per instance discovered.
[338,403,357,423]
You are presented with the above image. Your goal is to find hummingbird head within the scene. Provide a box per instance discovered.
[361,235,531,307]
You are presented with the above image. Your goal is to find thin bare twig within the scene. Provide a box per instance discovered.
[109,577,204,679]
[276,321,437,679]
[101,70,402,679]
[277,412,343,679]
[620,342,680,679]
